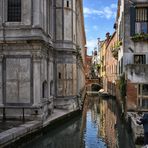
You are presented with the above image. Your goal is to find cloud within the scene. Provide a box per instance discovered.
[84,3,117,19]
[111,4,117,9]
[93,25,98,30]
[84,7,103,16]
[86,39,98,55]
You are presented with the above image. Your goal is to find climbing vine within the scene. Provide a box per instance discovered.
[119,74,126,114]
[119,74,126,99]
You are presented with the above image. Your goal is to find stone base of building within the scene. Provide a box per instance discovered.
[0,97,54,121]
[54,96,81,111]
[126,112,144,144]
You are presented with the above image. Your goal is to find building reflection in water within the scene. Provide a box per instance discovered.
[99,98,117,148]
[22,116,84,148]
[81,96,107,148]
[22,95,134,148]
[84,96,117,148]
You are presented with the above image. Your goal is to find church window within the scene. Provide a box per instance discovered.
[8,0,21,22]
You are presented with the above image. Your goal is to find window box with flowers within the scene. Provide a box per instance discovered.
[131,33,148,42]
[130,7,148,42]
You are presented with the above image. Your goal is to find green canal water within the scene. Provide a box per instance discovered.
[21,96,135,148]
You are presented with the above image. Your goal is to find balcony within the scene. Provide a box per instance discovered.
[111,41,122,60]
[126,64,148,83]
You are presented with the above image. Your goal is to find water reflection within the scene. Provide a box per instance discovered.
[99,98,117,147]
[82,97,106,148]
[22,96,134,148]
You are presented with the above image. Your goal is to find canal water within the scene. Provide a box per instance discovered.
[21,96,135,148]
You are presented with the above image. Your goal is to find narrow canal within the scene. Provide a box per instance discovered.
[21,95,135,148]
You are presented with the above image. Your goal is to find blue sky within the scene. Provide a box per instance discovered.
[83,0,118,55]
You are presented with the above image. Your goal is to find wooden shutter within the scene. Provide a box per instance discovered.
[130,7,136,36]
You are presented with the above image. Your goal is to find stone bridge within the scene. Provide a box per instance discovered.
[85,78,102,87]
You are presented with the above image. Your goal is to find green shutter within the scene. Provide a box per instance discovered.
[130,7,136,36]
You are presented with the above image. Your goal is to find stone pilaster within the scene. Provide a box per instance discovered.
[0,54,3,106]
[32,52,42,106]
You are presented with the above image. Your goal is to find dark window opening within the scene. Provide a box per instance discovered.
[8,0,21,22]
[138,84,141,95]
[134,55,146,64]
[50,81,53,96]
[42,81,48,98]
[142,84,148,95]
[142,99,148,109]
[59,72,61,79]
[67,1,69,7]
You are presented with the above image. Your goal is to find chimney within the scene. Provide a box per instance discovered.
[84,46,87,56]
[106,32,110,41]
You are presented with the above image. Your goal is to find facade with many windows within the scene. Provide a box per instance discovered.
[0,0,86,120]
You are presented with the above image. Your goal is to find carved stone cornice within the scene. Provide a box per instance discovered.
[32,52,42,62]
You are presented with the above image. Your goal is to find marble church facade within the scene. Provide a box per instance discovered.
[0,0,86,121]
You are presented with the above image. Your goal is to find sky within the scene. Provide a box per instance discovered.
[83,0,118,55]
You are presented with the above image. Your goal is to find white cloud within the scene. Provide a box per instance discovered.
[84,7,104,16]
[93,25,98,30]
[84,3,117,19]
[104,6,114,19]
[86,39,98,55]
[111,4,117,9]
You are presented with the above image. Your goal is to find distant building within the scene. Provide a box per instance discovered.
[105,32,118,97]
[100,33,111,91]
[92,48,99,78]
[84,47,92,79]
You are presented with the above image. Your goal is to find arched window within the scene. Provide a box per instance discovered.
[42,81,48,98]
[8,0,21,22]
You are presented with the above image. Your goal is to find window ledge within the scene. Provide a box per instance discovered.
[4,22,23,27]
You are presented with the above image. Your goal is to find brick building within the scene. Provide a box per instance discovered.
[105,32,118,97]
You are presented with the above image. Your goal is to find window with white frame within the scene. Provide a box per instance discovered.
[138,84,148,109]
[130,7,148,36]
[135,8,148,34]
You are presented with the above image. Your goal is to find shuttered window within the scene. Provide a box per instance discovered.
[130,7,148,35]
[135,8,148,34]
[136,8,148,22]
[8,0,21,22]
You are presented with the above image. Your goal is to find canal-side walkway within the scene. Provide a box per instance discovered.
[0,109,78,148]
